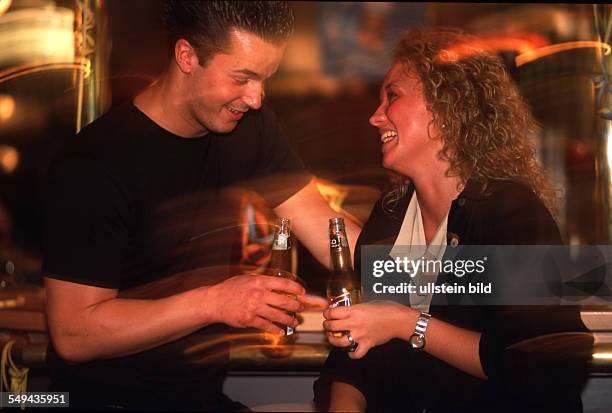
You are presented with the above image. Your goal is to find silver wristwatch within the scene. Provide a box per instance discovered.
[408,312,431,350]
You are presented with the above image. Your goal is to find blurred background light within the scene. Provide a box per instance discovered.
[516,41,611,67]
[0,5,74,68]
[0,144,19,174]
[0,0,12,17]
[0,93,14,122]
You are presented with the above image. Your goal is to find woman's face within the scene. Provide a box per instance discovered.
[369,63,444,178]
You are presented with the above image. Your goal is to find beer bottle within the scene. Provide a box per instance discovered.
[327,217,361,310]
[270,217,295,336]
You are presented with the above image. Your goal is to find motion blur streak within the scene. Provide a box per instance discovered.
[516,41,611,66]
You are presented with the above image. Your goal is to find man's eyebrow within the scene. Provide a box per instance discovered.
[232,68,262,79]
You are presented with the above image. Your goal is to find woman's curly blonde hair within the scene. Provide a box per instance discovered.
[383,27,557,215]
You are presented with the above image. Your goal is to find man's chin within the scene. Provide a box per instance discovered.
[209,121,239,135]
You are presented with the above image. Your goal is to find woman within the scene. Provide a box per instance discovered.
[316,28,592,412]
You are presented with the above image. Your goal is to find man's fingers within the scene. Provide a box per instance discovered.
[256,275,305,296]
[257,304,297,328]
[251,317,285,336]
[265,291,303,313]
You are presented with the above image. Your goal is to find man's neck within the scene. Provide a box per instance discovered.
[133,72,208,138]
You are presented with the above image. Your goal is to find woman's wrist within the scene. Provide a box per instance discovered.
[395,306,420,341]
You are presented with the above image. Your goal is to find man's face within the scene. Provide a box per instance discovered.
[184,29,286,135]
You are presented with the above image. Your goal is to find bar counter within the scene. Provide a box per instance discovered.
[0,279,611,373]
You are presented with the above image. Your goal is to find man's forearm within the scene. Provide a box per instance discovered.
[274,180,363,269]
[48,284,217,363]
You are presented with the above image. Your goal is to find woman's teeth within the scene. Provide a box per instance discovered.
[381,130,398,143]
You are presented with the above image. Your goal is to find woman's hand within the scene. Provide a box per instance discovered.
[323,301,418,359]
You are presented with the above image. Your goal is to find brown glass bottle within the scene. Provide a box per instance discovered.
[327,217,361,309]
[269,217,295,336]
[260,218,297,358]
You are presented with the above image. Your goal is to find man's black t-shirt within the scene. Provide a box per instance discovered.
[43,101,310,288]
[41,101,311,407]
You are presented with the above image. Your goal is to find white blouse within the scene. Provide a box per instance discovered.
[389,192,449,312]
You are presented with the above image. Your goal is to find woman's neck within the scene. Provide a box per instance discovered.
[412,172,463,238]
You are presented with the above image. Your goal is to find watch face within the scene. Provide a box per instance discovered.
[409,334,425,349]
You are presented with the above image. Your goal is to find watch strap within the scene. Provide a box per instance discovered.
[414,311,431,336]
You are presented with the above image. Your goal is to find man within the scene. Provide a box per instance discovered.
[42,1,360,410]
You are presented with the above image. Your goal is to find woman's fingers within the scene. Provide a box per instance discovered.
[323,305,352,320]
[348,341,370,359]
[326,331,360,346]
[326,331,371,359]
[327,331,347,347]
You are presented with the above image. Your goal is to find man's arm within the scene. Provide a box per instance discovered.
[273,179,362,268]
[45,273,304,364]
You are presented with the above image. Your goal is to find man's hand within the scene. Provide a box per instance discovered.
[323,301,416,359]
[209,274,305,335]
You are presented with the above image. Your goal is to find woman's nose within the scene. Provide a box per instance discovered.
[369,104,387,127]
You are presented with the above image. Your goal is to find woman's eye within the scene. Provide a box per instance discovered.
[387,91,398,101]
[234,78,248,85]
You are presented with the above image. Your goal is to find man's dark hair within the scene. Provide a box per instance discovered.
[162,1,294,66]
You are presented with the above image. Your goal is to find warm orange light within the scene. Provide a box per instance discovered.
[437,35,547,63]
[0,145,19,174]
[0,94,15,122]
[593,352,612,360]
[515,41,611,67]
[0,0,12,16]
[184,332,262,355]
[316,180,347,213]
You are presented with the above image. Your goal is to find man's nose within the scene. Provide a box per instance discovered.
[242,81,263,110]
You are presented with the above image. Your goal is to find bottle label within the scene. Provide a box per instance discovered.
[272,233,290,250]
[329,234,348,249]
[329,291,352,308]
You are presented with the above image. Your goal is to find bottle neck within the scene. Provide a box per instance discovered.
[272,218,291,251]
[270,246,291,270]
[271,219,291,271]
[330,248,353,273]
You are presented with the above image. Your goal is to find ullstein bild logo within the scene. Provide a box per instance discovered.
[371,281,492,295]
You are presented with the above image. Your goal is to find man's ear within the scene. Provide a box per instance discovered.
[174,39,199,74]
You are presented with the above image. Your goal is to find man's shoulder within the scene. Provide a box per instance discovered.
[46,102,151,190]
[76,101,142,141]
[57,102,146,162]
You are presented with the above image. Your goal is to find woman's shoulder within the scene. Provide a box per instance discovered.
[463,179,561,245]
[476,179,549,216]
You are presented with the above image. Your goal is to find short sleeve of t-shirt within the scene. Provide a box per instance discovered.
[42,154,131,288]
[244,103,312,207]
